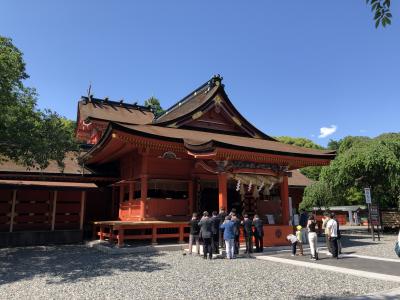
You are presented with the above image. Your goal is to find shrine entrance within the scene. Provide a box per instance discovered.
[197,179,244,215]
[197,180,218,214]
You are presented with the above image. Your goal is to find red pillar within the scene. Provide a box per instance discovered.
[188,180,194,216]
[280,175,289,225]
[140,176,147,220]
[218,173,228,210]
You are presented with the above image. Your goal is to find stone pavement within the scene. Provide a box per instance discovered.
[255,248,400,299]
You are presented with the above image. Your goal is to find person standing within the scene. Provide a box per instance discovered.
[322,212,332,255]
[242,214,253,256]
[253,214,264,252]
[299,210,309,244]
[231,213,241,255]
[218,208,227,249]
[198,211,213,260]
[295,225,304,256]
[307,215,318,260]
[210,211,221,254]
[334,215,342,255]
[188,213,200,255]
[327,212,339,259]
[220,216,236,259]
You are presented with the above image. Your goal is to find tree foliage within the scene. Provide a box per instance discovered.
[303,133,400,210]
[144,96,164,117]
[275,136,324,181]
[366,0,392,28]
[300,181,335,211]
[0,36,76,169]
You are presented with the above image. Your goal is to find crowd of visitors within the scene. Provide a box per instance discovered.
[189,209,343,261]
[188,208,264,259]
[286,211,341,260]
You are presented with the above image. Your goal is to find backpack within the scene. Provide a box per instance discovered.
[395,241,400,258]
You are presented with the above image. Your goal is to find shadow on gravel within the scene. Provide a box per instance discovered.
[296,294,399,300]
[0,245,170,285]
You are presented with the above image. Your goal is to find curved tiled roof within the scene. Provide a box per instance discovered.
[110,123,336,159]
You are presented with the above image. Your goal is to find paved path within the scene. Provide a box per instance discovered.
[272,251,400,276]
[255,249,400,298]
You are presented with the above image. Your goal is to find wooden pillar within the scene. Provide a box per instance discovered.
[280,175,289,225]
[188,180,194,216]
[152,224,157,245]
[51,191,58,231]
[118,228,124,247]
[140,149,149,221]
[80,191,86,230]
[99,225,105,240]
[140,176,148,220]
[218,173,228,210]
[178,224,185,243]
[109,225,114,244]
[118,184,124,220]
[9,190,17,233]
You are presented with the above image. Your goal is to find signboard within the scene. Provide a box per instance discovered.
[370,205,380,226]
[364,188,372,204]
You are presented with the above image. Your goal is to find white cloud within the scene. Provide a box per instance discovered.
[359,129,367,133]
[318,125,337,138]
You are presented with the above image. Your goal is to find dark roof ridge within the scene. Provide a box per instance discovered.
[80,96,152,112]
[155,75,222,122]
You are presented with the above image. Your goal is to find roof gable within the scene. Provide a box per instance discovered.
[154,76,275,140]
[77,97,154,125]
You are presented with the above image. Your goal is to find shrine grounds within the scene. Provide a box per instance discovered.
[1,229,400,300]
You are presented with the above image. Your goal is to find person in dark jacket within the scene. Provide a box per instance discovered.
[231,213,241,255]
[242,214,253,255]
[188,212,200,255]
[253,214,264,252]
[198,211,213,259]
[218,207,227,249]
[210,211,220,254]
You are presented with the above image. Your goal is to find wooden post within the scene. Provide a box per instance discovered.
[280,175,289,225]
[140,176,148,220]
[109,225,114,244]
[51,191,58,231]
[218,173,228,210]
[99,225,105,240]
[140,149,149,220]
[152,225,157,245]
[118,228,124,247]
[80,191,86,230]
[188,180,194,216]
[178,224,185,243]
[9,190,17,233]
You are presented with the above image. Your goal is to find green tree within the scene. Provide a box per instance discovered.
[366,0,392,28]
[275,136,324,180]
[144,96,164,117]
[300,181,335,211]
[0,36,76,169]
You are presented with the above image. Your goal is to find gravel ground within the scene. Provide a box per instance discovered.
[340,230,398,259]
[0,245,398,300]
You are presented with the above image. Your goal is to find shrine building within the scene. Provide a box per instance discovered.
[0,75,335,247]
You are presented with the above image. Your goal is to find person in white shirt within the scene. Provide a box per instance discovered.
[326,213,339,259]
[286,234,299,256]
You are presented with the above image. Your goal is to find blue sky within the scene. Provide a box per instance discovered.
[1,1,399,146]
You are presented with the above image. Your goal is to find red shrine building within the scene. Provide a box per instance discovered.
[0,75,335,247]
